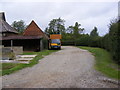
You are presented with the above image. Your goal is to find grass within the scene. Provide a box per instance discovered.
[78,46,120,80]
[1,50,58,76]
[2,63,21,70]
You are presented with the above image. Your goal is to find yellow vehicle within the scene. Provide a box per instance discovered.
[49,34,61,50]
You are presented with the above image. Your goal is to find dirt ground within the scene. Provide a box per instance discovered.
[2,46,119,88]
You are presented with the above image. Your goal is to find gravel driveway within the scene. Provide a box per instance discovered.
[2,46,119,88]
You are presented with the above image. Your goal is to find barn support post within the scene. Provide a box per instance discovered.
[11,40,13,50]
[40,39,43,51]
[40,39,41,51]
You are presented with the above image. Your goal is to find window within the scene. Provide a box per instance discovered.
[51,39,60,43]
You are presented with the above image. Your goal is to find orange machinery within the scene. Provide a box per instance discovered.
[49,34,61,50]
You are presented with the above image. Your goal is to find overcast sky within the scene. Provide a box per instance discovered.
[0,0,118,36]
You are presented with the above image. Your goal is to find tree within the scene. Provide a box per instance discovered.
[90,27,99,37]
[11,20,26,33]
[67,22,84,35]
[73,22,84,37]
[45,18,65,35]
[67,22,84,45]
[108,19,119,64]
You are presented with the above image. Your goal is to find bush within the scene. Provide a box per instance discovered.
[108,22,119,64]
[75,34,90,46]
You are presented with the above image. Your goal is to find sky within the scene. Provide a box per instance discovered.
[0,0,118,36]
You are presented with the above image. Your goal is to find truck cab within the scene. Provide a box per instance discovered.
[49,34,61,50]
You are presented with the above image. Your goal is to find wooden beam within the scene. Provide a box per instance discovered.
[40,39,43,51]
[11,40,13,50]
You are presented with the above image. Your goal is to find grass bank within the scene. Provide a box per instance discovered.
[78,46,120,80]
[1,50,58,76]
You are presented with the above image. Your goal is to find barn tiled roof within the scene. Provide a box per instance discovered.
[23,20,49,39]
[0,12,18,33]
[23,20,44,36]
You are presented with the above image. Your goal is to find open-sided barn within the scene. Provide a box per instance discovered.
[0,12,49,52]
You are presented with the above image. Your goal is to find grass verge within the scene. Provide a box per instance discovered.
[1,50,58,76]
[78,46,120,80]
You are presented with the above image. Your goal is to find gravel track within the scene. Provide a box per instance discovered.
[2,46,119,88]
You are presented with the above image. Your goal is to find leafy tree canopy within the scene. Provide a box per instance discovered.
[90,27,99,37]
[45,18,65,35]
[67,22,84,34]
[11,20,26,33]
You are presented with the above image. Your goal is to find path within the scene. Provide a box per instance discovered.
[2,46,118,88]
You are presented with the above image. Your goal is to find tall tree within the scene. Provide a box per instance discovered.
[11,20,26,33]
[45,18,65,34]
[108,19,119,64]
[90,27,99,37]
[67,22,84,35]
[67,22,84,45]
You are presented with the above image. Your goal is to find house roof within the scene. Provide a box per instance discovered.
[23,20,44,36]
[23,20,49,39]
[0,20,18,33]
[0,12,18,33]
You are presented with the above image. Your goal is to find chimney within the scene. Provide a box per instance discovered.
[0,12,6,21]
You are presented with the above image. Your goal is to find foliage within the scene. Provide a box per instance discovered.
[45,18,65,34]
[67,22,84,45]
[79,46,120,80]
[90,27,99,37]
[93,19,119,64]
[75,34,90,46]
[11,20,26,33]
[108,20,119,64]
[67,22,84,34]
[61,22,84,45]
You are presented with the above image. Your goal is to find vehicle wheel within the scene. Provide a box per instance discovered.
[59,47,61,50]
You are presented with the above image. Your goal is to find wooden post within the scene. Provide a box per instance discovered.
[11,40,13,50]
[40,39,41,51]
[39,39,41,51]
[40,39,43,51]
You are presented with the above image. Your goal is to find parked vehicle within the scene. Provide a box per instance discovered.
[49,34,61,50]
